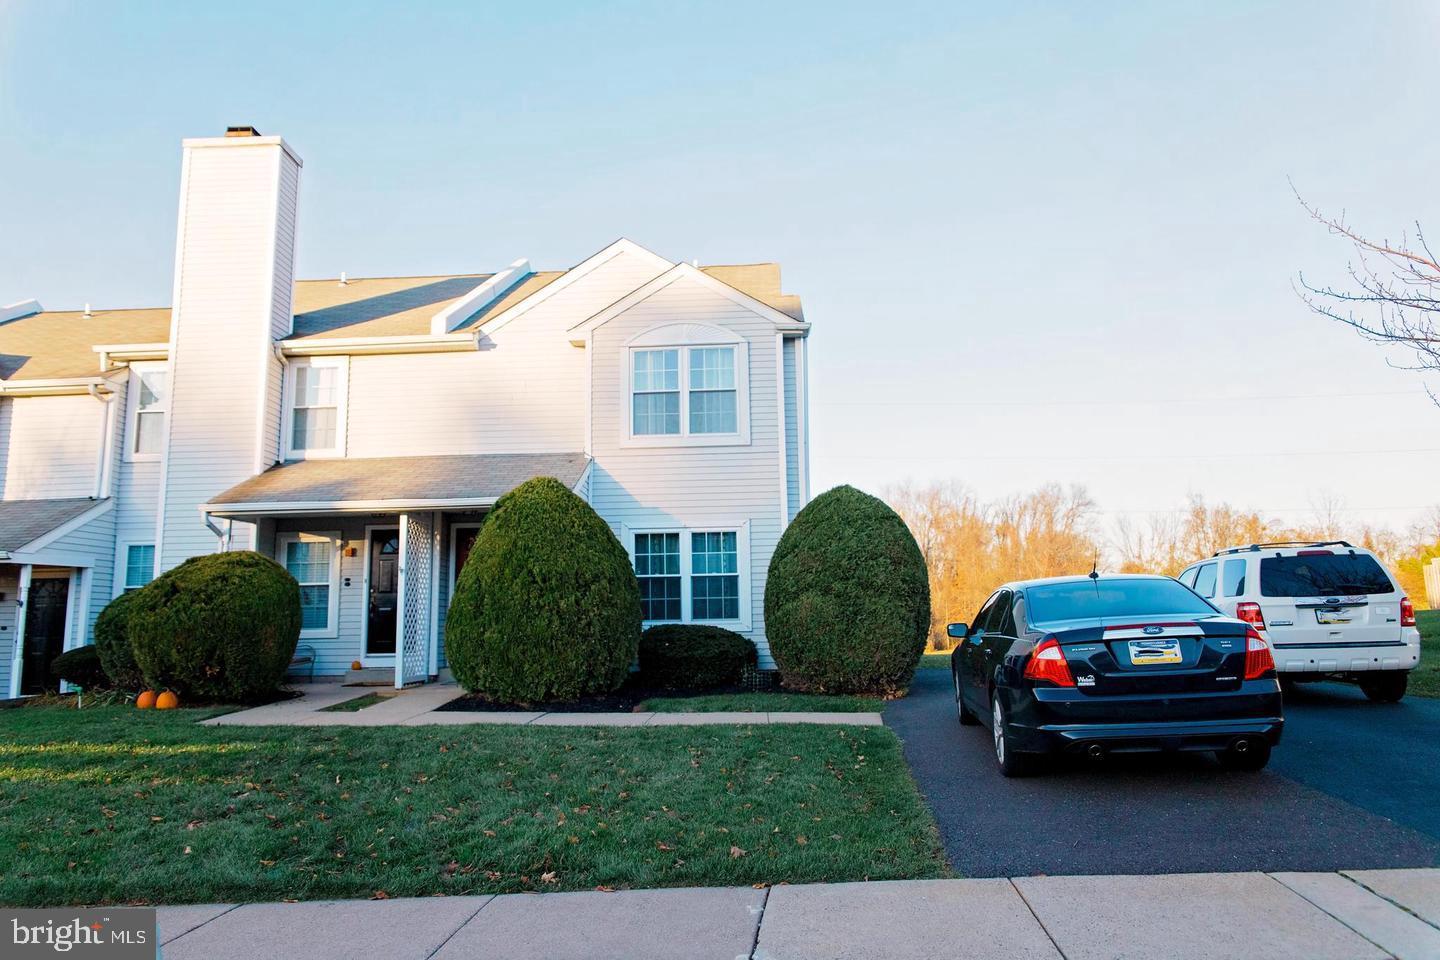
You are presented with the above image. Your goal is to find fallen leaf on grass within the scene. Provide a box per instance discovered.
[730,846,747,859]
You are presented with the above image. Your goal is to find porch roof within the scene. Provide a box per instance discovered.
[202,453,590,517]
[0,498,105,555]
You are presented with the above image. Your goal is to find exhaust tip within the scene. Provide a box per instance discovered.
[1234,739,1250,754]
[1087,743,1104,759]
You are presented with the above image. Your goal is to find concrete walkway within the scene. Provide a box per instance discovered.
[201,682,883,727]
[155,869,1440,960]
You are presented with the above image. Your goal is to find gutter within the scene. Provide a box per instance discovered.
[0,377,112,397]
[277,332,477,357]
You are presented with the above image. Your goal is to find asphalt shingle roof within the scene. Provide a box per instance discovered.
[0,498,105,553]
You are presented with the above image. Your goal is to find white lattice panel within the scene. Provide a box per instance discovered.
[397,512,434,687]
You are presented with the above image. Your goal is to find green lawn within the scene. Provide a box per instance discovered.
[1410,611,1440,698]
[0,706,946,906]
[638,692,883,713]
[319,693,390,713]
[919,653,951,670]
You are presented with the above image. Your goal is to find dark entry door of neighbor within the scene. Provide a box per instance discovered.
[367,530,400,656]
[22,576,70,694]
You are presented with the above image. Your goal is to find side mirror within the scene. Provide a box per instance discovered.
[946,622,969,639]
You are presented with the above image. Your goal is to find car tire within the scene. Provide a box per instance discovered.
[1360,671,1408,703]
[955,670,979,726]
[1217,740,1271,772]
[991,692,1039,777]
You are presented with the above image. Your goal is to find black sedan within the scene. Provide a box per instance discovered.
[949,574,1283,777]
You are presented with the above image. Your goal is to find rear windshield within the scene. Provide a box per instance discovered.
[1259,554,1393,597]
[1025,579,1216,624]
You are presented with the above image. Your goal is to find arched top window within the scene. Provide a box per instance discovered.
[622,324,751,447]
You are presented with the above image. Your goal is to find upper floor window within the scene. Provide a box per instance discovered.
[284,358,348,459]
[623,325,750,447]
[126,363,168,461]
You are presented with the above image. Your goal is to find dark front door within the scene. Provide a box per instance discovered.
[21,576,70,695]
[367,530,400,657]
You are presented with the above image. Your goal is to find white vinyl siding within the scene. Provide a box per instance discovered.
[157,139,298,571]
[594,274,783,663]
[0,395,104,500]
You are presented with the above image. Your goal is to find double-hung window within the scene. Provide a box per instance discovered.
[629,524,750,627]
[285,358,348,459]
[279,532,341,637]
[625,328,749,446]
[126,363,168,461]
[123,544,155,592]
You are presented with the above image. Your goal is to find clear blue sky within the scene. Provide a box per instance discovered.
[4,1,1439,533]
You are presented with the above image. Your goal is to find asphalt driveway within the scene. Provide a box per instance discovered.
[886,668,1440,878]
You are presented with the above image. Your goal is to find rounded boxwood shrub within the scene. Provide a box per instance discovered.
[128,551,301,702]
[446,476,641,703]
[94,590,145,690]
[639,624,756,691]
[765,485,930,695]
[50,645,108,689]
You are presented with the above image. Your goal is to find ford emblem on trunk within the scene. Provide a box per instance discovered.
[1325,597,1340,605]
[1143,625,1164,635]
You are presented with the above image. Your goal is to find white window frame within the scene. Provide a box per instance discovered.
[283,357,349,460]
[621,324,750,448]
[117,542,157,594]
[621,520,751,630]
[278,531,343,639]
[124,361,169,463]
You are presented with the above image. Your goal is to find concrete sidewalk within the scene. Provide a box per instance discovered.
[156,869,1440,960]
[201,682,883,728]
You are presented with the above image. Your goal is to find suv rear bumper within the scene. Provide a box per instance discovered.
[1003,682,1284,755]
[1270,627,1421,674]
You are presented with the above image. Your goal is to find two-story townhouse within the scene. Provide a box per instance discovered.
[0,127,811,697]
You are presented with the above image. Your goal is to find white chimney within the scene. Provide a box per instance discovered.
[155,126,302,569]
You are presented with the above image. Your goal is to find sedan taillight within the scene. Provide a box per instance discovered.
[1023,637,1075,687]
[1236,602,1265,629]
[1243,628,1275,680]
[1401,597,1416,628]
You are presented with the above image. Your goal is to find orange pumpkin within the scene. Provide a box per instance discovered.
[155,691,179,710]
[136,690,157,710]
[351,660,363,671]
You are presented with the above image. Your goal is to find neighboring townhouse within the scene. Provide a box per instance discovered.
[0,127,811,697]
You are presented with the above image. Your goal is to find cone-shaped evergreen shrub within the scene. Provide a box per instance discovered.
[94,590,144,690]
[128,551,301,702]
[765,485,930,694]
[445,476,641,703]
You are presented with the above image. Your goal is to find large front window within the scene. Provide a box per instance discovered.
[281,533,341,636]
[628,342,746,443]
[631,525,749,626]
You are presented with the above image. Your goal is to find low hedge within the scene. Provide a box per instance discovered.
[94,590,144,690]
[50,645,108,690]
[445,477,642,703]
[128,551,301,702]
[639,624,756,691]
[765,485,931,695]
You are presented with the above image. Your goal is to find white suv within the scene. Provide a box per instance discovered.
[1179,541,1421,702]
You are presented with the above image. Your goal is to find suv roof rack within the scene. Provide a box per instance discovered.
[1211,540,1354,557]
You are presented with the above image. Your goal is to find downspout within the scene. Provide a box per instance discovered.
[203,511,233,552]
[270,344,290,467]
[88,384,117,499]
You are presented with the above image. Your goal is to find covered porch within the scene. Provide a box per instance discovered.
[0,497,112,698]
[202,453,590,689]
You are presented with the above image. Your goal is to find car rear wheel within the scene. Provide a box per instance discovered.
[1360,671,1408,703]
[991,692,1039,777]
[955,670,979,726]
[1216,739,1271,772]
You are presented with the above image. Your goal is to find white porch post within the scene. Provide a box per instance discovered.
[428,511,441,678]
[395,513,409,690]
[8,564,32,699]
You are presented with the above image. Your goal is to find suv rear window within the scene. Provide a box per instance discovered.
[1025,579,1216,624]
[1259,554,1393,597]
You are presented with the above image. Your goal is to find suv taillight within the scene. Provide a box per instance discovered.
[1236,602,1265,629]
[1023,637,1075,687]
[1243,628,1275,680]
[1401,597,1416,628]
